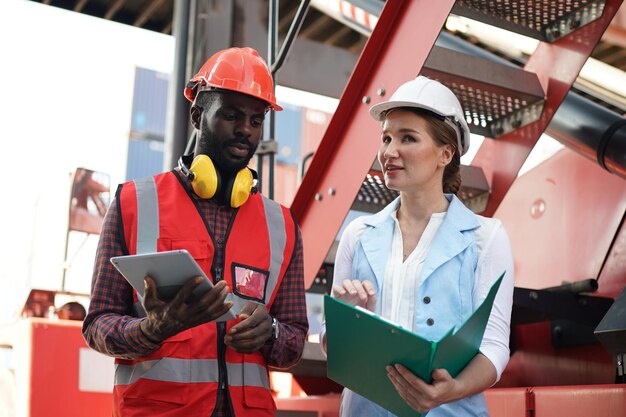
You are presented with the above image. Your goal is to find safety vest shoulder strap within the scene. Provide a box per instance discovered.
[119,172,198,255]
[118,174,159,255]
[132,176,160,254]
[259,194,297,305]
[226,194,297,307]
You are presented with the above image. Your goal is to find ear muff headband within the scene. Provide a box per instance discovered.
[189,154,219,199]
[179,154,257,207]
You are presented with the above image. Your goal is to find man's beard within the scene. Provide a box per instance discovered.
[198,131,257,176]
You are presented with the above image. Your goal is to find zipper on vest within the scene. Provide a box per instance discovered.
[213,266,223,284]
[214,265,229,392]
[218,322,227,391]
[209,264,229,416]
[211,321,227,417]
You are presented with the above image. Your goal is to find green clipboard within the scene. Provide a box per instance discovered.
[325,272,504,417]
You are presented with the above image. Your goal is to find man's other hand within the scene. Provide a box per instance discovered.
[224,302,272,353]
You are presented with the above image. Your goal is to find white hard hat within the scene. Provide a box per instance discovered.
[369,76,471,155]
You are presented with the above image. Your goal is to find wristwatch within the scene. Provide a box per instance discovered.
[270,316,280,341]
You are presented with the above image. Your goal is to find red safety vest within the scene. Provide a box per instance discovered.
[114,171,297,417]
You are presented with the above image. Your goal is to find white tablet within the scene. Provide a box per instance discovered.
[110,250,236,321]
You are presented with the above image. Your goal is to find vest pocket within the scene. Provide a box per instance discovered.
[158,239,213,275]
[166,329,193,342]
[243,385,276,410]
[121,330,192,405]
[122,380,190,407]
[241,356,276,410]
[232,263,270,304]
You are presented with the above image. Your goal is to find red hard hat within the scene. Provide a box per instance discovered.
[184,47,282,111]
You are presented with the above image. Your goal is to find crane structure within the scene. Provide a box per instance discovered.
[6,1,626,416]
[283,1,626,416]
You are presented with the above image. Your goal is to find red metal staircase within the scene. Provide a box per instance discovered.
[291,0,623,287]
[288,2,626,415]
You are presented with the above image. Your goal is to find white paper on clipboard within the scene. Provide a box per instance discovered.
[110,249,237,321]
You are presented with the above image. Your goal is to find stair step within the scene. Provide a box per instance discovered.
[352,169,397,213]
[422,45,545,138]
[451,0,607,43]
[354,164,490,214]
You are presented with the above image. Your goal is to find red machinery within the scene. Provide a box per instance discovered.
[285,1,626,416]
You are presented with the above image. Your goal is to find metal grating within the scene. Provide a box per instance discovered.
[422,46,546,138]
[453,0,607,43]
[352,165,491,214]
[450,32,626,114]
[352,171,399,213]
[447,79,545,138]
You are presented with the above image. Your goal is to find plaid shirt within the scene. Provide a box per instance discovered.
[82,170,308,417]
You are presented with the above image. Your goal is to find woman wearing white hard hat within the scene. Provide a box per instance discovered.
[324,76,514,416]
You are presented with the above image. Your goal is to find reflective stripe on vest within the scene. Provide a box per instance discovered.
[133,177,159,254]
[131,177,160,317]
[115,359,270,388]
[260,196,286,304]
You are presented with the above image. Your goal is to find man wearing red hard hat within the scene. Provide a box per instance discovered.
[83,47,308,417]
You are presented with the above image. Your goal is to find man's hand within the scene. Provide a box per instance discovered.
[332,279,377,311]
[140,276,233,343]
[224,302,272,353]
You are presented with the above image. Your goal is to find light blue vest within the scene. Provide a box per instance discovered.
[342,195,490,417]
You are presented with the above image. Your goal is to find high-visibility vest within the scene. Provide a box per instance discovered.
[114,171,297,417]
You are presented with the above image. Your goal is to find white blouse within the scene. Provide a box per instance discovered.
[382,211,445,331]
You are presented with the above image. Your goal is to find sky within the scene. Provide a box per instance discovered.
[0,0,176,323]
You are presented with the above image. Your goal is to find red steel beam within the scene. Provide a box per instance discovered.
[290,0,457,286]
[473,0,624,216]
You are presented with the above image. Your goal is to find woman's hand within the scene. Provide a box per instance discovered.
[332,279,377,311]
[386,365,461,414]
[387,354,497,413]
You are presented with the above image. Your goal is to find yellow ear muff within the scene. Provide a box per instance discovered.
[230,168,254,208]
[189,155,219,199]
